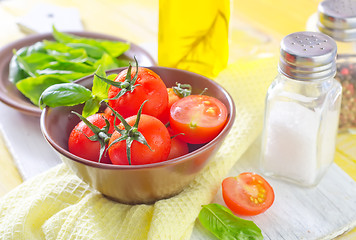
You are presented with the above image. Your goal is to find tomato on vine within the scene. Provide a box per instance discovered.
[96,59,168,119]
[107,102,171,165]
[68,113,114,164]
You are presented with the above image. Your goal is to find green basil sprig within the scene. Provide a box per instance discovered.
[39,65,117,117]
[10,26,130,106]
[52,26,130,58]
[198,204,263,240]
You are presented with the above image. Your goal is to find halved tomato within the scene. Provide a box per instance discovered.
[169,95,228,144]
[222,172,275,216]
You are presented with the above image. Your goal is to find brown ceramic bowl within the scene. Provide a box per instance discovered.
[40,67,235,204]
[0,31,156,117]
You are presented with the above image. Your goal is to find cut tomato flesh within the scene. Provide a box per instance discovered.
[222,172,275,216]
[169,95,228,144]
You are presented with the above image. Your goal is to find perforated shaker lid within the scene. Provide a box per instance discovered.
[317,0,356,41]
[278,31,337,80]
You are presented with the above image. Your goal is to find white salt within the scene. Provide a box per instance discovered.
[261,101,339,186]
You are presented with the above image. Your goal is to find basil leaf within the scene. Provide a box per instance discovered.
[16,75,71,106]
[41,61,95,73]
[44,41,98,62]
[43,40,73,52]
[48,49,89,63]
[93,53,120,70]
[67,42,106,59]
[26,41,46,55]
[100,40,130,58]
[107,74,118,80]
[35,69,89,81]
[92,65,108,100]
[10,27,130,108]
[92,66,118,101]
[9,47,29,83]
[82,97,101,118]
[198,204,263,240]
[52,26,130,58]
[39,82,92,109]
[116,59,132,67]
[13,50,37,78]
[20,53,56,72]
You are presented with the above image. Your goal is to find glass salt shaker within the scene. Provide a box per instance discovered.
[306,0,356,132]
[260,31,342,187]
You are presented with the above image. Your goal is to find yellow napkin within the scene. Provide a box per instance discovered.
[0,56,278,240]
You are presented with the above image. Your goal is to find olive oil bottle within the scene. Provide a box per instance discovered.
[158,0,230,78]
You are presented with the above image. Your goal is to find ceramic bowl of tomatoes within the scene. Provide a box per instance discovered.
[41,66,235,204]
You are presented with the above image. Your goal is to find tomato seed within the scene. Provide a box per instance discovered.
[206,107,216,115]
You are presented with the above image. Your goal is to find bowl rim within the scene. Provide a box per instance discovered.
[0,31,156,117]
[40,66,236,169]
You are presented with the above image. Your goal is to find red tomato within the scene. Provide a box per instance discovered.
[222,172,275,216]
[104,106,114,117]
[167,127,189,160]
[108,114,171,165]
[68,113,114,164]
[158,87,182,124]
[108,67,168,119]
[167,87,181,109]
[169,95,228,144]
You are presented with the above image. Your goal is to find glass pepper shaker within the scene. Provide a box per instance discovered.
[306,0,356,131]
[260,31,342,187]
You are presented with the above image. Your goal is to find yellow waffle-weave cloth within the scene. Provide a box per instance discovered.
[0,56,277,240]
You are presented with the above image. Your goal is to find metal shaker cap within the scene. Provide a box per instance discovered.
[317,0,356,41]
[278,31,337,81]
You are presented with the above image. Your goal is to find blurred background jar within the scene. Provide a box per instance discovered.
[306,0,356,133]
[158,0,230,79]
